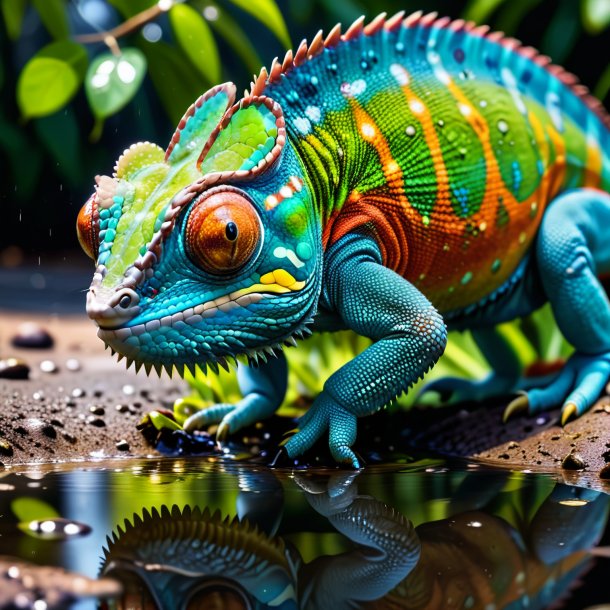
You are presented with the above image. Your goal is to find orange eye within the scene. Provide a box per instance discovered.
[185,190,261,274]
[76,194,99,260]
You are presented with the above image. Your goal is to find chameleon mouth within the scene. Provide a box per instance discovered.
[96,278,309,376]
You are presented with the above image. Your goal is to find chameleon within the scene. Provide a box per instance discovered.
[78,11,610,468]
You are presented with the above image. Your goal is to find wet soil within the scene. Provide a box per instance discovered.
[0,312,609,491]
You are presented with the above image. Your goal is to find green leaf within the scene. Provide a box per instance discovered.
[12,497,60,522]
[17,40,87,118]
[1,0,28,40]
[169,3,220,84]
[107,0,156,18]
[32,0,69,40]
[582,0,610,34]
[227,0,291,48]
[139,40,208,125]
[206,3,262,76]
[85,48,146,119]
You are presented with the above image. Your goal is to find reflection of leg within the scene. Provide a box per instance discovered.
[184,351,288,438]
[506,189,610,424]
[295,473,420,605]
[421,326,521,402]
[236,469,284,537]
[529,484,609,564]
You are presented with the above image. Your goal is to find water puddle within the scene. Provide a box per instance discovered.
[0,459,608,609]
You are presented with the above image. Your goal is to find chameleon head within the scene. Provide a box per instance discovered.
[77,85,321,374]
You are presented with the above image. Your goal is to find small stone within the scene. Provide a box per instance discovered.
[0,439,13,456]
[11,322,54,349]
[87,416,106,428]
[561,452,587,470]
[604,405,610,414]
[0,358,30,379]
[115,440,130,451]
[89,406,105,416]
[498,453,510,459]
[41,424,56,439]
[62,433,77,444]
[71,388,85,398]
[65,358,81,371]
[40,359,58,374]
[115,404,129,413]
[551,435,561,441]
[599,464,610,480]
[507,441,519,449]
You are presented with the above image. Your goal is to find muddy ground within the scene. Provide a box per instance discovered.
[0,311,609,491]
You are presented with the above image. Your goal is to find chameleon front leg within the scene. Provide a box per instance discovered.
[183,351,287,440]
[285,235,447,467]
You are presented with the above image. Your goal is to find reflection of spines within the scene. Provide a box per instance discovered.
[100,504,290,572]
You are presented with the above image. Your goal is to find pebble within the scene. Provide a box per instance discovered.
[65,358,81,371]
[561,452,587,470]
[115,440,130,451]
[89,406,105,416]
[0,439,13,456]
[87,416,106,427]
[115,404,129,413]
[39,360,58,374]
[11,322,54,349]
[0,358,30,379]
[41,424,56,439]
[599,464,610,480]
[71,388,85,398]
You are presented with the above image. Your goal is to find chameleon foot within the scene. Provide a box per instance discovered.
[284,394,360,468]
[503,351,610,424]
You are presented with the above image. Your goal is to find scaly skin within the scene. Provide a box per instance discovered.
[78,12,610,467]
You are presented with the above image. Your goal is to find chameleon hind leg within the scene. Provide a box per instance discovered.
[183,351,287,440]
[505,188,610,424]
[284,234,447,467]
[420,326,522,403]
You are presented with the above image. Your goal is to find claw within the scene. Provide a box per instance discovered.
[216,422,230,443]
[561,402,578,426]
[503,393,529,423]
[282,427,299,437]
[269,446,289,468]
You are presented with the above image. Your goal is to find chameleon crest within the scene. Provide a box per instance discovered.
[80,11,610,466]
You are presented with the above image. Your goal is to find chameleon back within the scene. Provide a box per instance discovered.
[262,13,610,313]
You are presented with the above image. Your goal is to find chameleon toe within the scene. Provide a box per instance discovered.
[560,402,578,426]
[502,394,530,423]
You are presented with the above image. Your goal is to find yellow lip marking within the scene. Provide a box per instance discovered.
[231,269,305,300]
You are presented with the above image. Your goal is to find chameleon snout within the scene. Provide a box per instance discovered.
[86,286,140,329]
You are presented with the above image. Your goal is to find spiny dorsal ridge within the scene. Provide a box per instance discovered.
[269,56,281,81]
[343,15,364,41]
[281,49,294,72]
[384,11,405,32]
[402,10,423,28]
[433,15,451,30]
[363,12,386,36]
[324,23,342,48]
[293,39,308,66]
[419,12,438,27]
[251,66,268,97]
[308,29,324,58]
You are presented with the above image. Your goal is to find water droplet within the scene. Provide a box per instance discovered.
[437,119,445,127]
[25,518,92,540]
[497,119,509,134]
[467,520,482,527]
[405,125,416,136]
[558,498,589,507]
[461,271,473,285]
[491,259,502,273]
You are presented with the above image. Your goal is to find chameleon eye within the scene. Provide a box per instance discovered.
[76,194,99,261]
[185,190,261,275]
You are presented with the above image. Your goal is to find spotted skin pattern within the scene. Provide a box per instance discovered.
[80,12,610,467]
